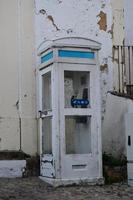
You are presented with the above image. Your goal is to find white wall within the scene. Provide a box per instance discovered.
[112,0,124,46]
[103,93,133,157]
[0,0,37,155]
[35,0,113,78]
[124,0,133,45]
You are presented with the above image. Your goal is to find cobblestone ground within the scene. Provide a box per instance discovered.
[0,178,133,200]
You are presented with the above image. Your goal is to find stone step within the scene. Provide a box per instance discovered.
[0,160,26,178]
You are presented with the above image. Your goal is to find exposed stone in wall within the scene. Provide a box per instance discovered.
[97,11,107,31]
[100,64,108,72]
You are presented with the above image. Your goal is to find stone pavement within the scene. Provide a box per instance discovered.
[0,177,133,200]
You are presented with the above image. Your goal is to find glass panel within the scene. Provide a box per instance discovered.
[42,72,51,111]
[65,116,91,154]
[42,117,52,154]
[64,71,90,108]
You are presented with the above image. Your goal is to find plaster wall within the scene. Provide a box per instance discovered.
[35,0,125,155]
[111,0,124,92]
[124,0,133,45]
[112,0,124,46]
[35,0,113,86]
[103,93,133,157]
[0,0,37,155]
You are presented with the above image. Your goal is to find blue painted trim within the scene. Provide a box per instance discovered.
[58,50,95,59]
[41,52,53,63]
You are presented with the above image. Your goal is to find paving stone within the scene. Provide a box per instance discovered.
[0,178,132,200]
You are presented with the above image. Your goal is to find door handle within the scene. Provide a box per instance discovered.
[38,110,42,118]
[128,136,131,146]
[38,110,48,118]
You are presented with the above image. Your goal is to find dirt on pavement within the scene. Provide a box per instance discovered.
[0,177,132,200]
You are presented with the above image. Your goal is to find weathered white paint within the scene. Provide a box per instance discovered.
[39,38,103,185]
[103,93,133,157]
[112,0,124,46]
[125,113,133,186]
[41,155,55,178]
[0,0,37,155]
[125,114,133,163]
[124,0,133,45]
[40,176,104,187]
[35,0,113,89]
[127,163,133,186]
[0,160,26,178]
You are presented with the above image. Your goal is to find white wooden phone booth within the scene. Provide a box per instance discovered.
[38,37,103,186]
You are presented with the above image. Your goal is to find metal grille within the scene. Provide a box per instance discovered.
[113,46,133,96]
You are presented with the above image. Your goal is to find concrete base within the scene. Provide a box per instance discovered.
[0,160,26,178]
[128,180,133,187]
[39,176,104,187]
[127,163,133,187]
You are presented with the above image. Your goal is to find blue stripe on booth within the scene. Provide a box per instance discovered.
[41,52,53,63]
[58,50,95,59]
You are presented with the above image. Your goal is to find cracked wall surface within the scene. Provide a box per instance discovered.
[0,0,37,155]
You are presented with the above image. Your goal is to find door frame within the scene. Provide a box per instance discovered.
[59,63,100,179]
[39,64,60,178]
[39,66,53,155]
[39,66,56,178]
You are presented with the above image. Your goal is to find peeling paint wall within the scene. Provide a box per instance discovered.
[35,0,123,155]
[0,0,37,155]
[112,0,124,45]
[35,0,113,76]
[97,11,107,31]
[111,0,124,92]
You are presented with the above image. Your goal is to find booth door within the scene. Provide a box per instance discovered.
[59,63,100,180]
[39,67,55,178]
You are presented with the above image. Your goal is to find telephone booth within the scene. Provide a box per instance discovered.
[38,37,103,186]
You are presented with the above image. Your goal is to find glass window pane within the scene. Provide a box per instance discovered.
[42,117,52,154]
[64,71,90,108]
[42,72,51,111]
[65,116,91,154]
